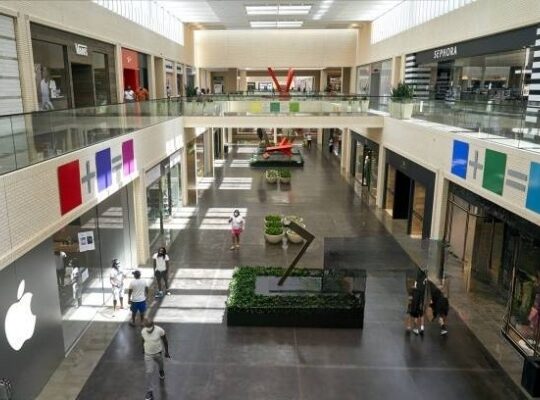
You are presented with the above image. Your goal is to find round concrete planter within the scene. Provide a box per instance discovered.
[264,232,284,244]
[286,229,304,244]
[280,177,291,184]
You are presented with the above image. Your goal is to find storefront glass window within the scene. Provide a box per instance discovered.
[32,39,68,111]
[146,156,183,249]
[53,187,133,351]
[92,52,110,105]
[418,48,530,103]
[505,238,540,356]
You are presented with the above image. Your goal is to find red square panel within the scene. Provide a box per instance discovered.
[57,160,82,215]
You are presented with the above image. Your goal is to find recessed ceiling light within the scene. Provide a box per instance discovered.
[313,14,322,20]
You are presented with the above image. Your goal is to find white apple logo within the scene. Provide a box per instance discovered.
[4,280,36,351]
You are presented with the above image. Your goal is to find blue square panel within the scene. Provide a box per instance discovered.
[526,162,540,214]
[96,148,112,192]
[451,140,469,179]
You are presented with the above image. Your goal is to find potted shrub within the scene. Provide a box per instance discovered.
[264,225,284,244]
[265,214,281,224]
[389,82,414,119]
[265,169,278,183]
[279,168,291,183]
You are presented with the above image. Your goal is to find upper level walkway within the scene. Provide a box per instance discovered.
[0,95,538,175]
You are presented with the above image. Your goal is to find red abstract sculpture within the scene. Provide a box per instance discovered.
[263,137,293,158]
[267,67,295,97]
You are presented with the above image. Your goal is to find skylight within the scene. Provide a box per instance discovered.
[250,21,304,28]
[246,5,312,16]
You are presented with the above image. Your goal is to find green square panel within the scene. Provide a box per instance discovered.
[270,102,280,112]
[289,102,300,112]
[482,149,507,195]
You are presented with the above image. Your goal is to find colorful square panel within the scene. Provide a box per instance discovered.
[249,101,262,113]
[270,102,280,113]
[450,140,469,179]
[482,149,507,195]
[526,162,540,214]
[289,102,300,112]
[96,148,112,192]
[57,160,82,215]
[122,139,135,176]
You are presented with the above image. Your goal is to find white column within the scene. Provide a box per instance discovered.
[317,128,323,150]
[376,145,387,209]
[203,128,214,176]
[115,44,124,102]
[132,175,150,264]
[430,174,449,240]
[14,13,38,112]
[148,55,157,99]
[273,127,278,144]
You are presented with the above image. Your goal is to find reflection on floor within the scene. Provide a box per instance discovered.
[71,146,525,400]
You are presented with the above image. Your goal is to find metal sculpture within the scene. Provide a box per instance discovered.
[278,220,315,286]
[267,67,295,96]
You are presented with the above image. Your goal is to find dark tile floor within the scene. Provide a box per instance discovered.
[77,145,525,400]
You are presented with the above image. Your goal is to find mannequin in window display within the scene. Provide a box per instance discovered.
[40,67,54,110]
[69,259,83,308]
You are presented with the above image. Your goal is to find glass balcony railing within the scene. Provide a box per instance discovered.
[0,94,538,176]
[0,98,182,174]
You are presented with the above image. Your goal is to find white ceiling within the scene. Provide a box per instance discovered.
[159,0,403,29]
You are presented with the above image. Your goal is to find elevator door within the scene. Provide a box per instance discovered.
[71,63,95,108]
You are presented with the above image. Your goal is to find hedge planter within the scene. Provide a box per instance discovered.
[226,266,365,329]
[280,177,291,184]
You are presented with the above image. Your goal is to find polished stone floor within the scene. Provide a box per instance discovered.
[76,145,525,400]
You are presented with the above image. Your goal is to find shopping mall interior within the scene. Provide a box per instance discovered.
[0,0,539,399]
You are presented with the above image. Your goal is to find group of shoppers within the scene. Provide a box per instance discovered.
[124,85,150,103]
[107,246,172,400]
[105,209,245,399]
[406,269,449,336]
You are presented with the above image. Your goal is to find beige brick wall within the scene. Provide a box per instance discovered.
[356,0,540,66]
[0,117,185,272]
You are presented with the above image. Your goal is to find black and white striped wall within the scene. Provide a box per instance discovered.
[404,54,430,99]
[526,26,540,129]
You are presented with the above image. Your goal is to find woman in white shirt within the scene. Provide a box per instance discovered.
[152,247,170,297]
[228,209,245,250]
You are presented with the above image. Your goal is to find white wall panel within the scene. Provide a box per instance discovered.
[195,29,356,68]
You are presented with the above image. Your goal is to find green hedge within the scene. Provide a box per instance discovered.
[226,266,361,313]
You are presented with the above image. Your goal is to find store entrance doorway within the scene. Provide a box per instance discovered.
[71,63,94,108]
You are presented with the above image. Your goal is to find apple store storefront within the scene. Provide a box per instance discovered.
[0,186,135,399]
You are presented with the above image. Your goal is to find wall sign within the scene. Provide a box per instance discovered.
[74,43,88,56]
[176,65,183,74]
[78,231,95,252]
[165,61,174,72]
[433,46,457,60]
